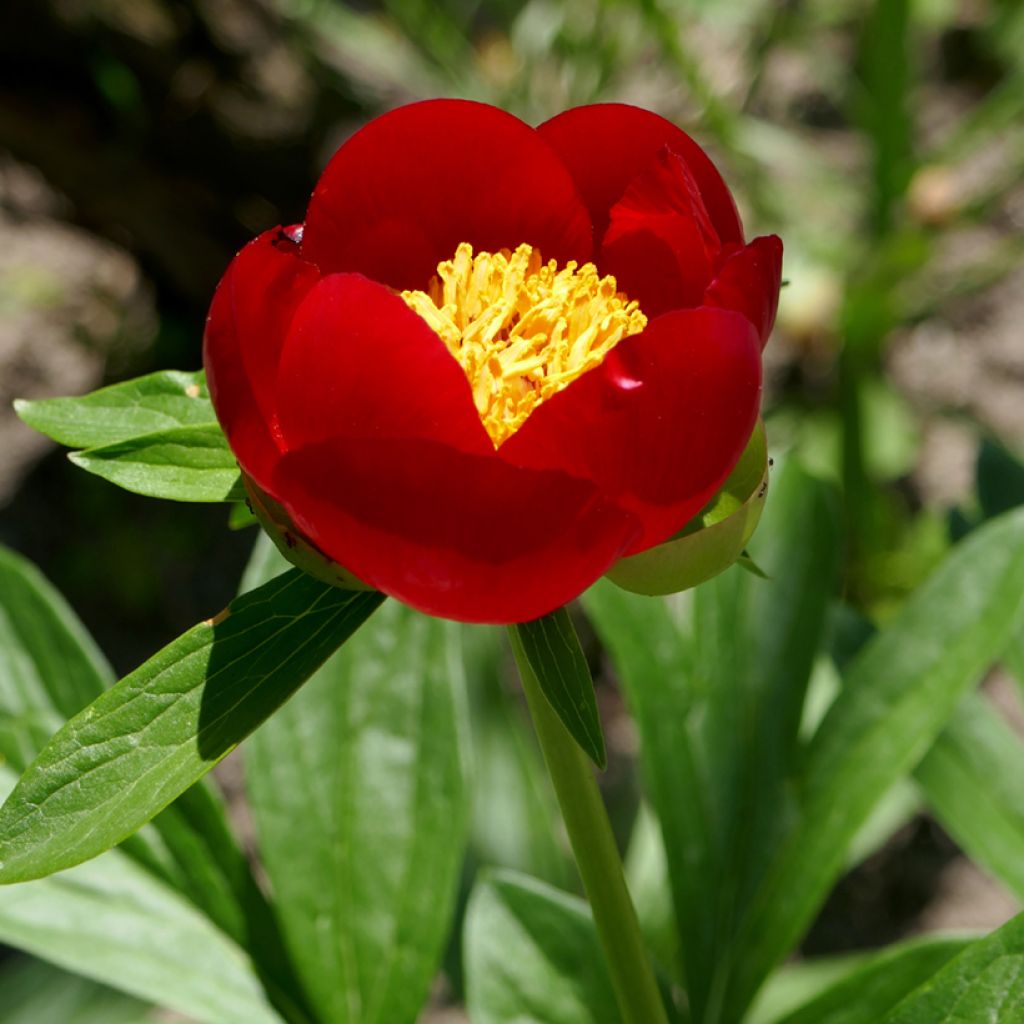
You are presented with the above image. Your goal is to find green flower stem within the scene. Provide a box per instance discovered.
[508,620,670,1024]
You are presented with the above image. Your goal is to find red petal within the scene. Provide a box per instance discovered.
[538,103,744,246]
[203,227,320,490]
[501,306,762,554]
[600,148,722,317]
[274,272,492,455]
[705,235,783,348]
[273,437,640,623]
[303,100,593,290]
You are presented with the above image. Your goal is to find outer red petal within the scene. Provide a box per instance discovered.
[203,227,320,491]
[538,103,744,246]
[274,272,492,455]
[705,235,783,348]
[501,306,762,555]
[272,437,640,623]
[303,99,593,290]
[600,148,723,317]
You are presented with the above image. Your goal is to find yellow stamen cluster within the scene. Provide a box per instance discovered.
[401,242,647,447]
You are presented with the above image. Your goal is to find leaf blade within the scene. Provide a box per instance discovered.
[514,608,606,769]
[0,569,383,882]
[15,370,216,449]
[464,870,622,1024]
[68,424,243,502]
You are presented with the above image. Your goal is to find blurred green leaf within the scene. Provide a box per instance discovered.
[465,622,570,888]
[770,935,971,1024]
[464,870,620,1024]
[585,459,842,1021]
[725,507,1024,1020]
[0,768,282,1024]
[0,545,113,771]
[915,691,1024,902]
[514,608,606,769]
[880,913,1024,1023]
[68,425,243,502]
[0,570,383,883]
[244,539,469,1024]
[0,956,155,1024]
[14,371,215,449]
[0,544,303,1015]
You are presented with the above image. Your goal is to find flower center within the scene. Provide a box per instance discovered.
[401,242,647,447]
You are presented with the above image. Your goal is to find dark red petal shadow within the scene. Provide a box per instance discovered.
[501,306,762,555]
[705,235,783,348]
[303,99,593,291]
[538,103,744,246]
[204,227,320,491]
[273,438,640,623]
[274,272,492,456]
[601,148,723,317]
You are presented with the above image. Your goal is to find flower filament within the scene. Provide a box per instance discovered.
[401,242,647,447]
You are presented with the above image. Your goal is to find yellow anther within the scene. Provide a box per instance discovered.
[401,242,647,447]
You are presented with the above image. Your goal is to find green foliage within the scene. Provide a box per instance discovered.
[16,371,243,502]
[513,607,606,769]
[0,570,383,883]
[0,769,282,1024]
[880,913,1024,1023]
[244,540,470,1024]
[588,462,1024,1022]
[464,870,621,1024]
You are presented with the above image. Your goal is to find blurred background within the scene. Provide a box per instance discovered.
[0,0,1022,1016]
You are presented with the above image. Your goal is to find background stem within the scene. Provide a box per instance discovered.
[508,622,670,1024]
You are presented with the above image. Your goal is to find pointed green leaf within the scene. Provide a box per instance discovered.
[0,545,113,771]
[0,957,153,1024]
[464,870,621,1024]
[514,608,606,769]
[770,936,972,1024]
[68,424,243,501]
[584,460,842,1019]
[0,569,383,883]
[14,370,215,449]
[246,588,469,1024]
[880,913,1024,1023]
[0,769,282,1024]
[915,691,1024,902]
[724,507,1024,1020]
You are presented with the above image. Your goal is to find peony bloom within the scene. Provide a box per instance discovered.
[204,100,782,623]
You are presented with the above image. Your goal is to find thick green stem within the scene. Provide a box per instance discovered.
[508,623,670,1024]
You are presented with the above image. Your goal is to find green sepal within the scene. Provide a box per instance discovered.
[606,421,769,596]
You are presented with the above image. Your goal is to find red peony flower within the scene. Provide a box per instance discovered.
[204,100,782,624]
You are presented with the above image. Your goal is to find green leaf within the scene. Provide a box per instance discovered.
[880,913,1024,1023]
[0,770,282,1024]
[606,421,769,595]
[0,956,154,1024]
[513,608,606,769]
[724,506,1024,1020]
[0,569,383,883]
[466,622,570,888]
[68,424,243,502]
[584,460,842,1020]
[915,691,1024,902]
[464,870,621,1024]
[245,571,468,1024]
[0,545,113,771]
[14,370,216,449]
[771,935,972,1024]
[0,544,299,1005]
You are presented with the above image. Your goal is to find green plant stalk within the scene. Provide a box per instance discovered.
[508,622,670,1024]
